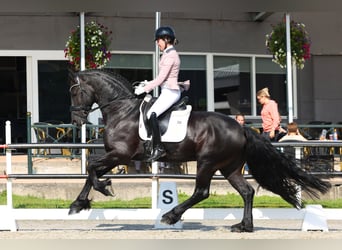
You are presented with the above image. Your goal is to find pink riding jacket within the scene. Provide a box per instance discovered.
[143,47,181,93]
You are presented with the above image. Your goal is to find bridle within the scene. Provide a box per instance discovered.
[69,76,137,116]
[69,76,93,114]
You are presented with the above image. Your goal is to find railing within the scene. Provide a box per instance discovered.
[2,121,342,213]
[30,123,104,154]
[2,119,341,176]
[273,141,342,174]
[246,123,342,140]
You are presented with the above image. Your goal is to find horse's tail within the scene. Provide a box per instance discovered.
[243,127,331,208]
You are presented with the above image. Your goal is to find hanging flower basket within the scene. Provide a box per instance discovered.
[64,21,112,71]
[266,20,311,69]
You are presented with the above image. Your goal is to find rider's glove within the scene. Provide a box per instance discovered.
[134,80,148,95]
[134,84,146,95]
[140,80,148,86]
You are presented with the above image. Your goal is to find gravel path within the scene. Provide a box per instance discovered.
[1,219,342,239]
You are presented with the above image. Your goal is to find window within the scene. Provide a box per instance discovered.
[106,53,153,83]
[179,55,207,111]
[34,53,291,129]
[213,56,251,115]
[212,55,288,118]
[0,56,27,144]
[255,57,287,116]
[38,60,70,123]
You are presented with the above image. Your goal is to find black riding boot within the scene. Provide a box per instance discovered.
[147,112,166,162]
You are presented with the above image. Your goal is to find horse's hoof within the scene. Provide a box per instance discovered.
[101,188,115,197]
[161,216,174,225]
[68,199,92,215]
[161,211,181,225]
[231,222,254,233]
[95,178,115,196]
[68,207,81,215]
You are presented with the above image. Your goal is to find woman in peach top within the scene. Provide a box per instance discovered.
[257,87,282,141]
[134,26,182,161]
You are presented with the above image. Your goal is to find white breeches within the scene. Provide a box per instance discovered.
[147,87,181,119]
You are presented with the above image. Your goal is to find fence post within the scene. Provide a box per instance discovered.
[0,121,18,231]
[5,121,13,208]
[295,146,302,206]
[81,124,86,174]
[26,112,33,174]
[151,162,159,209]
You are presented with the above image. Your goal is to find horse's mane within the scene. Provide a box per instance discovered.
[77,69,135,100]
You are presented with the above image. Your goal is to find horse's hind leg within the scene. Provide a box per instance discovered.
[161,165,215,225]
[225,170,255,232]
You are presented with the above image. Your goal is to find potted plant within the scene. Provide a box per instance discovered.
[266,20,311,69]
[64,21,112,70]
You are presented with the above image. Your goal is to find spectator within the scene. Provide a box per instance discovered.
[279,122,307,142]
[235,114,245,126]
[257,87,283,141]
[235,114,250,174]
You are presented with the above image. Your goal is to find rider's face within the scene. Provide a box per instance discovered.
[156,38,167,51]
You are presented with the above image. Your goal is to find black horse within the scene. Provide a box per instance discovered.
[68,69,330,232]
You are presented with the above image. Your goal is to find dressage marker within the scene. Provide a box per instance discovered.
[301,204,328,232]
[155,181,182,229]
[0,205,18,231]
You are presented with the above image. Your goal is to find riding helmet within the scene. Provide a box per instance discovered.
[154,26,176,42]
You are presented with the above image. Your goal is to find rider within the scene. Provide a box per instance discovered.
[134,26,181,162]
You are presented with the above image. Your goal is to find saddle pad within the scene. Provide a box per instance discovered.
[139,105,192,142]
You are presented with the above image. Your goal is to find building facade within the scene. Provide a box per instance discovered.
[1,11,342,143]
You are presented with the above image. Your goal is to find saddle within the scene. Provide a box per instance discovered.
[138,94,192,142]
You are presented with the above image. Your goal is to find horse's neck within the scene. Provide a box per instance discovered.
[92,86,113,106]
[86,75,138,124]
[100,99,141,125]
[92,82,132,106]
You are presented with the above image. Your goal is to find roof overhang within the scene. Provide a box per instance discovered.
[1,0,341,13]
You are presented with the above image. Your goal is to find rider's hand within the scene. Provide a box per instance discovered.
[134,85,145,95]
[140,80,148,86]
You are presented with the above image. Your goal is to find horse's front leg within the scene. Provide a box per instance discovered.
[88,166,115,196]
[69,177,93,214]
[87,154,120,196]
[68,155,117,215]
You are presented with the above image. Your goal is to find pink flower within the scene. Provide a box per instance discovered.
[303,43,311,60]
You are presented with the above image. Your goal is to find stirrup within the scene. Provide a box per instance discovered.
[147,147,166,162]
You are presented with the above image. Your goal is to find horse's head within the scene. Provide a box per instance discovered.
[69,69,136,126]
[69,73,95,126]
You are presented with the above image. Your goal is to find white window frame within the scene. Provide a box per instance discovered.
[0,50,298,131]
